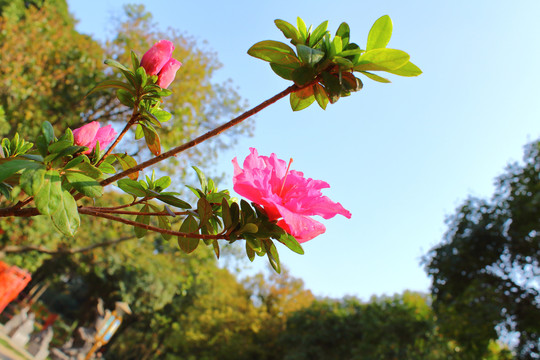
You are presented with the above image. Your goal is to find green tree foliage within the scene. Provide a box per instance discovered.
[0,0,109,138]
[279,292,511,360]
[424,140,540,359]
[105,4,250,174]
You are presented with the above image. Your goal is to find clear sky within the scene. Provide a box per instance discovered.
[67,0,540,300]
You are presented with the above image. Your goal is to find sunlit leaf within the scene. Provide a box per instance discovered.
[367,15,393,51]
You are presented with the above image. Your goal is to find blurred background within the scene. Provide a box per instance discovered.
[0,0,538,359]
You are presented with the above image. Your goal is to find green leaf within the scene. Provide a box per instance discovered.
[240,199,255,222]
[264,239,281,273]
[386,61,423,77]
[130,50,140,71]
[274,19,301,44]
[142,125,161,156]
[321,72,342,104]
[50,189,80,236]
[114,153,139,180]
[0,159,40,182]
[97,161,116,174]
[0,183,11,200]
[367,15,393,51]
[152,109,172,123]
[290,87,315,111]
[297,17,307,41]
[59,128,74,145]
[278,233,305,255]
[104,59,130,72]
[192,166,207,191]
[360,71,391,83]
[309,20,328,47]
[296,45,325,66]
[222,198,232,229]
[86,79,136,98]
[135,66,148,88]
[19,166,46,196]
[35,169,62,215]
[117,178,147,198]
[154,176,171,190]
[292,66,316,86]
[240,223,258,234]
[41,121,55,144]
[64,156,85,170]
[330,36,343,57]
[71,161,102,179]
[35,135,48,157]
[313,83,329,110]
[356,48,410,71]
[246,237,263,252]
[197,197,212,227]
[117,89,135,108]
[134,204,150,238]
[178,215,200,253]
[135,124,144,140]
[64,172,103,198]
[47,139,72,154]
[335,22,351,48]
[212,240,220,259]
[245,242,256,262]
[158,215,172,241]
[270,62,301,81]
[156,194,191,209]
[247,40,298,64]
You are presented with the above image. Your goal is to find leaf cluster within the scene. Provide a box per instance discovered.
[248,15,422,111]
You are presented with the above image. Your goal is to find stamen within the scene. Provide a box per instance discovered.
[279,158,293,196]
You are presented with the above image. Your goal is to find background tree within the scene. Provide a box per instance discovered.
[424,139,540,359]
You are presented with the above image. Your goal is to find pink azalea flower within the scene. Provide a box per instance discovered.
[232,148,351,243]
[140,40,182,89]
[73,122,117,154]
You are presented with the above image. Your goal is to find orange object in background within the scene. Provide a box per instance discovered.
[0,261,31,314]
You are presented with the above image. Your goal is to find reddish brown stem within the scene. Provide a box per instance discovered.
[99,84,299,188]
[96,109,138,167]
[79,207,227,240]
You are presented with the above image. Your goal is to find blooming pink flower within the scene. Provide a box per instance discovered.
[232,148,351,243]
[73,122,117,154]
[140,40,182,88]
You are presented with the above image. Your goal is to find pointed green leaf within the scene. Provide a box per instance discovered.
[114,153,139,180]
[117,89,135,108]
[156,194,191,209]
[197,197,212,227]
[245,242,255,262]
[86,79,136,98]
[247,40,298,64]
[297,17,307,41]
[309,20,329,47]
[158,215,172,241]
[130,51,140,71]
[290,87,315,111]
[264,239,281,273]
[19,166,46,196]
[386,61,423,77]
[0,160,40,182]
[313,83,329,110]
[367,15,393,51]
[270,62,301,81]
[35,169,62,215]
[117,178,147,198]
[178,215,200,253]
[278,233,304,255]
[274,19,301,44]
[192,166,207,191]
[104,59,130,72]
[335,22,350,48]
[356,48,410,71]
[50,189,80,237]
[296,45,325,66]
[360,71,391,83]
[134,204,150,238]
[64,172,103,198]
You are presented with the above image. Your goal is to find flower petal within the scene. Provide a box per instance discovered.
[157,58,182,88]
[276,204,326,243]
[73,122,99,148]
[140,40,175,76]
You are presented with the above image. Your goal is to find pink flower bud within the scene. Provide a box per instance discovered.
[140,40,175,76]
[73,122,117,154]
[156,58,182,89]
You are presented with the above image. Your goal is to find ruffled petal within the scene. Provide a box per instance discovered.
[276,204,326,243]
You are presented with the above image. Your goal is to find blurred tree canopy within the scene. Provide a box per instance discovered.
[0,0,249,176]
[424,139,540,359]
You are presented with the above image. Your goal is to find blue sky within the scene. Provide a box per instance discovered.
[67,0,540,300]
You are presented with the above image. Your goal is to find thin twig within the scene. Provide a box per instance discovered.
[79,207,227,240]
[80,207,189,217]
